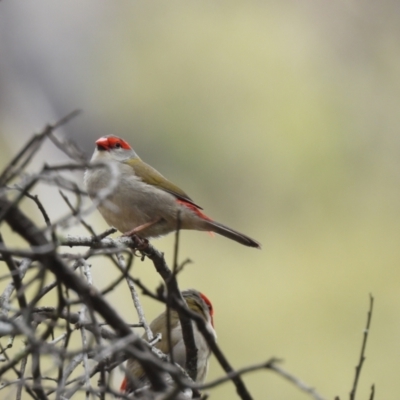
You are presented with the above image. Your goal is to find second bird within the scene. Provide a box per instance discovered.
[120,289,216,393]
[84,135,261,248]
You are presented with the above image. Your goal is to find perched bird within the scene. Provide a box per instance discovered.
[84,135,261,248]
[120,289,216,394]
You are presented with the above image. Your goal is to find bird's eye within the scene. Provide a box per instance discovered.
[115,143,122,149]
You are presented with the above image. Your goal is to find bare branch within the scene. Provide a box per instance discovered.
[369,384,375,400]
[0,196,168,392]
[349,294,374,400]
[0,110,80,186]
[0,121,347,400]
[269,362,327,400]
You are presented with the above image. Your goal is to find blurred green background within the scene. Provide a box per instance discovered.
[1,1,400,399]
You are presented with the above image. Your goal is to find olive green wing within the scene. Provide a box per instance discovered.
[124,158,203,209]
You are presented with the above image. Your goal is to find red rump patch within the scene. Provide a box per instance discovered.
[120,377,128,393]
[176,199,212,221]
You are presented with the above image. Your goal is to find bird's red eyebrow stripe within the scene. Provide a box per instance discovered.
[200,293,213,315]
[106,136,131,150]
[200,292,214,327]
[176,199,212,221]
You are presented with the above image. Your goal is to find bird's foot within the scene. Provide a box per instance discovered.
[121,234,149,255]
[132,236,149,252]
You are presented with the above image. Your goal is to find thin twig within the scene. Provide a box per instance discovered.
[349,294,374,400]
[78,261,94,400]
[0,110,80,186]
[121,254,153,341]
[16,354,28,400]
[0,234,28,311]
[23,191,57,244]
[0,258,31,317]
[269,362,327,400]
[59,190,97,237]
[369,384,375,400]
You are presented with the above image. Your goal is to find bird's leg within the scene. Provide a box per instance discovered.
[122,218,162,237]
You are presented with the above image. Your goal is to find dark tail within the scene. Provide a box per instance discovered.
[204,220,261,249]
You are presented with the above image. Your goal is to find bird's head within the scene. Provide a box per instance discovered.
[92,135,138,162]
[184,289,215,328]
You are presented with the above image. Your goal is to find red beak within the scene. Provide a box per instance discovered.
[96,137,109,151]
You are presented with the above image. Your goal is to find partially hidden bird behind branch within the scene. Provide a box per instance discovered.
[120,289,216,393]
